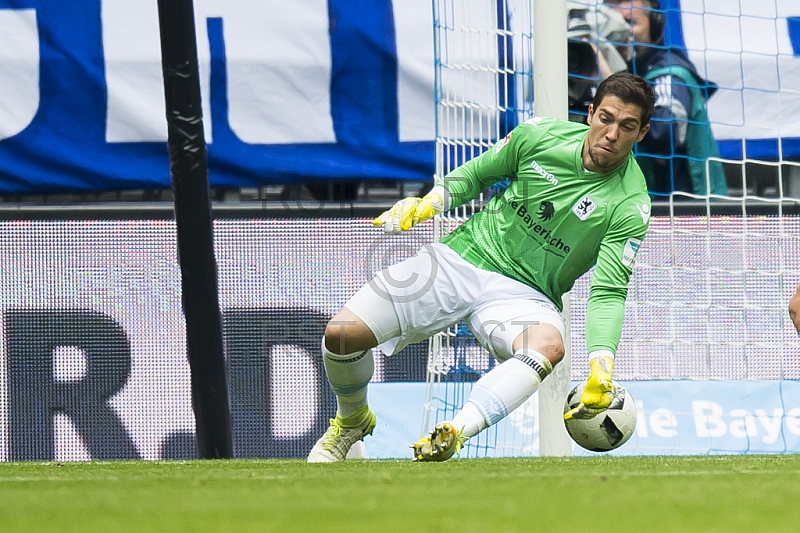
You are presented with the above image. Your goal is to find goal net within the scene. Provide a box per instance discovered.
[423,0,800,457]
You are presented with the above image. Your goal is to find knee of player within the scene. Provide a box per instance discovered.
[539,339,565,366]
[323,311,379,355]
[513,327,565,365]
[323,321,348,355]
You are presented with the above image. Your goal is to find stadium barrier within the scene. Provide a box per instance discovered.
[0,201,798,460]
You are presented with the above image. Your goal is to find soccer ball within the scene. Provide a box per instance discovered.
[563,382,637,452]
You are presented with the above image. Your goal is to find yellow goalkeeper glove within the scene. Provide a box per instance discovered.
[373,188,445,235]
[564,354,614,420]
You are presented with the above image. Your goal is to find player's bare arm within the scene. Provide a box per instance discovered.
[790,284,800,334]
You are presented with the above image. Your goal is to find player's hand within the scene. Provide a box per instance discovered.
[564,355,614,420]
[373,190,444,234]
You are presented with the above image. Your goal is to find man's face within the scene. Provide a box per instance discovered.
[608,1,654,46]
[583,95,649,172]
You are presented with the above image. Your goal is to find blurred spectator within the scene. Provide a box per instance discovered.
[603,0,728,198]
[566,3,630,121]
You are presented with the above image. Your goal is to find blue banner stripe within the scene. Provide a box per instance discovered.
[718,138,800,160]
[788,17,800,56]
[328,0,399,149]
[663,0,688,52]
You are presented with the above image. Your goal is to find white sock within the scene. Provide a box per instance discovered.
[451,348,552,438]
[321,341,374,419]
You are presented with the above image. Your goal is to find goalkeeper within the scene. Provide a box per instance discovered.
[308,72,655,463]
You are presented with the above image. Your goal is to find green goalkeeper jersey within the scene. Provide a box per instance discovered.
[440,116,651,354]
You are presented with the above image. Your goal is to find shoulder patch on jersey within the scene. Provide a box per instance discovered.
[637,203,651,224]
[495,131,512,154]
[622,237,642,269]
[572,195,597,220]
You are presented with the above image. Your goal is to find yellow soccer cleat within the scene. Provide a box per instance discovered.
[307,406,376,463]
[410,422,465,462]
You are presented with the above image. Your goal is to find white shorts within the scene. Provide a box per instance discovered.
[345,242,565,361]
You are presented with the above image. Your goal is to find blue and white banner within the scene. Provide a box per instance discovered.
[368,380,800,458]
[676,0,800,160]
[0,0,435,193]
[0,0,798,193]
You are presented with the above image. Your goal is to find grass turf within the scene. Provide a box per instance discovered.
[0,455,798,532]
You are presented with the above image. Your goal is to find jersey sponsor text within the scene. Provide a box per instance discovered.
[530,160,558,185]
[510,200,571,254]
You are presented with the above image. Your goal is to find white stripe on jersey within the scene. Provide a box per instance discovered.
[653,74,689,146]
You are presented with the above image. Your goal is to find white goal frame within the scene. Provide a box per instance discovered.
[422,0,572,457]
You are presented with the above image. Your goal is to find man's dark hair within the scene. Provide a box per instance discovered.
[592,72,656,127]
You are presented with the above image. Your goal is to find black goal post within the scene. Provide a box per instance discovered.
[156,0,233,459]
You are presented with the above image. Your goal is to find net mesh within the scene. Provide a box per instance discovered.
[426,0,800,457]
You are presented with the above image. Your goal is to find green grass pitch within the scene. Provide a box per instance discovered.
[1,455,798,532]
